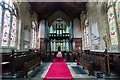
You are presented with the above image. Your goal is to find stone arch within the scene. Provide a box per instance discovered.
[47,10,72,26]
[13,1,20,19]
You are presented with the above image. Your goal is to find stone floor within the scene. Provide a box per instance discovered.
[1,62,120,80]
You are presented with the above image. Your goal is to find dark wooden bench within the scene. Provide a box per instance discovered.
[68,53,74,62]
[76,57,93,76]
[40,52,46,61]
[23,57,41,77]
[64,53,69,61]
[9,53,41,77]
[45,53,50,62]
[82,54,106,74]
[8,51,29,75]
[73,52,79,61]
[50,53,55,61]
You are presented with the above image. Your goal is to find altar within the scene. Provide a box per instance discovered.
[56,51,62,57]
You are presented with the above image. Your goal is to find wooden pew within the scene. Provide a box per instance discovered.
[76,57,93,76]
[73,52,79,61]
[23,57,41,77]
[40,52,46,61]
[10,53,40,77]
[77,53,106,74]
[45,53,50,62]
[68,53,74,62]
[82,54,106,74]
[2,53,11,75]
[2,51,28,75]
[11,56,24,76]
[64,53,69,61]
[50,53,55,61]
[109,53,120,74]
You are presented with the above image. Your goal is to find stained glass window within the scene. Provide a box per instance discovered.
[84,26,87,47]
[0,6,2,32]
[107,0,116,7]
[1,10,11,46]
[115,1,120,32]
[3,0,14,8]
[10,0,13,8]
[31,22,37,49]
[116,1,119,19]
[10,16,17,47]
[86,26,89,47]
[107,6,118,45]
[34,30,36,48]
[84,19,89,48]
[31,29,35,48]
[1,0,18,48]
[4,0,9,8]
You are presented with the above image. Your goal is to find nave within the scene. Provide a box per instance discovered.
[0,0,120,80]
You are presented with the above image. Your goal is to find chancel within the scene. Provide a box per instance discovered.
[0,0,120,80]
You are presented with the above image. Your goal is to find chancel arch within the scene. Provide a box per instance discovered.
[47,10,72,27]
[49,18,70,52]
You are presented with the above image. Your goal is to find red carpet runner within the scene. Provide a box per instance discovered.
[43,54,74,80]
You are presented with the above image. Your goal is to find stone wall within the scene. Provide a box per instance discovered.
[81,2,120,52]
[73,18,82,38]
[38,20,46,52]
[87,2,106,51]
[38,20,45,38]
[19,2,38,51]
[80,2,106,51]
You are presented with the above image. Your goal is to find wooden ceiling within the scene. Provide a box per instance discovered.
[29,2,87,21]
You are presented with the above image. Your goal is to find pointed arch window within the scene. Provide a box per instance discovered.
[107,0,118,45]
[84,19,89,48]
[84,26,86,47]
[10,16,17,47]
[115,1,120,32]
[31,22,37,49]
[1,10,11,46]
[0,5,2,33]
[0,0,18,48]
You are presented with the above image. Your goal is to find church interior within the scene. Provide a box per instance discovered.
[0,0,120,80]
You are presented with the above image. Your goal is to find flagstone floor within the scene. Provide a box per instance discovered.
[1,62,120,80]
[28,62,120,80]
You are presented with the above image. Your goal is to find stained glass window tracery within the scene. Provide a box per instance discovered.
[1,10,11,46]
[10,16,17,47]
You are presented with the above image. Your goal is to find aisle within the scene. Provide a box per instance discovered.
[43,54,74,80]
